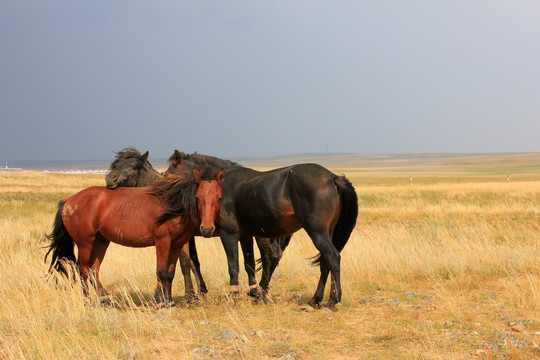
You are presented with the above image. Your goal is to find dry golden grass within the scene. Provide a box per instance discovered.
[1,160,539,359]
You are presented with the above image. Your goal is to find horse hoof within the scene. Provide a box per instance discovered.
[324,304,337,312]
[324,301,339,312]
[99,295,114,308]
[229,285,240,295]
[256,290,272,304]
[155,300,175,309]
[182,293,202,306]
[247,286,260,298]
[307,299,321,309]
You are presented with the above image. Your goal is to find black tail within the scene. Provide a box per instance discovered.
[44,201,76,276]
[313,175,358,265]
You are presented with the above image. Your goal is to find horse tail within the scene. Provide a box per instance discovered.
[44,201,76,276]
[312,175,358,265]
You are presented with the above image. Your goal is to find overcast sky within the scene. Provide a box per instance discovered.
[1,1,539,161]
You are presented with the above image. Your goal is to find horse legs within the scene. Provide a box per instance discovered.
[163,245,183,303]
[188,237,208,293]
[255,237,273,297]
[178,243,195,297]
[240,236,258,297]
[256,236,292,296]
[88,235,111,305]
[154,240,176,305]
[219,231,240,294]
[306,232,341,310]
[308,257,329,309]
[76,244,93,298]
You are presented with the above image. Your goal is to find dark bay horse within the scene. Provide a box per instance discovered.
[105,147,207,296]
[105,148,162,188]
[167,151,358,309]
[45,167,224,305]
[166,150,292,298]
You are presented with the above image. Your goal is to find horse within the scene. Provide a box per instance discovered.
[167,152,358,310]
[45,166,225,305]
[216,164,356,310]
[105,147,162,188]
[104,147,207,296]
[166,150,292,298]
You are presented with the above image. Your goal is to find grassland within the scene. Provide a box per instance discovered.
[1,153,539,359]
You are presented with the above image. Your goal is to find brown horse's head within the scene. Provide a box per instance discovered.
[194,168,225,237]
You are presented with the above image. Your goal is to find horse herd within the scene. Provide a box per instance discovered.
[45,148,358,310]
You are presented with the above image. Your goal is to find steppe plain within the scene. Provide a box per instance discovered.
[1,153,539,359]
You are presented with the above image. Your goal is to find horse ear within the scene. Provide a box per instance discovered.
[216,169,225,184]
[174,150,189,163]
[141,151,149,162]
[193,168,202,183]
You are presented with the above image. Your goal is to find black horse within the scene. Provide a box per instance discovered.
[105,148,162,188]
[105,148,208,296]
[167,151,358,309]
[166,150,292,298]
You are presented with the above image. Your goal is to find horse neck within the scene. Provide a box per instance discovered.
[139,165,163,186]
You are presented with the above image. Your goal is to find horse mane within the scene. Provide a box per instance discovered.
[111,147,162,186]
[110,147,146,168]
[148,167,199,225]
[167,150,242,177]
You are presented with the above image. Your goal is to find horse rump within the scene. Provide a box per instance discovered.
[312,174,358,265]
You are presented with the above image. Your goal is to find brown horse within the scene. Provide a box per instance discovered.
[104,147,207,296]
[45,167,224,305]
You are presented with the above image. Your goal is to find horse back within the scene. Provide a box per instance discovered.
[62,186,171,247]
[220,164,340,237]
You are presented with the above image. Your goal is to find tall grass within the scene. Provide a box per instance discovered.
[1,169,539,359]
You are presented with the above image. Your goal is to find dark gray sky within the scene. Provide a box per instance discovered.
[1,1,539,161]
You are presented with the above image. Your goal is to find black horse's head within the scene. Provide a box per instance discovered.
[105,148,150,189]
[165,150,191,176]
[166,149,242,177]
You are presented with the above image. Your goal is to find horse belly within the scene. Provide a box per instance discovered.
[261,215,301,237]
[242,205,301,238]
[99,223,155,247]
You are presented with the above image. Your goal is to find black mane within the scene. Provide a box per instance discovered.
[166,150,241,179]
[110,147,148,169]
[148,167,199,225]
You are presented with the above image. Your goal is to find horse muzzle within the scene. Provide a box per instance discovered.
[199,225,216,238]
[105,173,121,189]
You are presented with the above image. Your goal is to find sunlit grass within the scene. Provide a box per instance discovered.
[1,160,539,359]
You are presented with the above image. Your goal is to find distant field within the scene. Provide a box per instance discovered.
[10,151,540,173]
[1,153,539,359]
